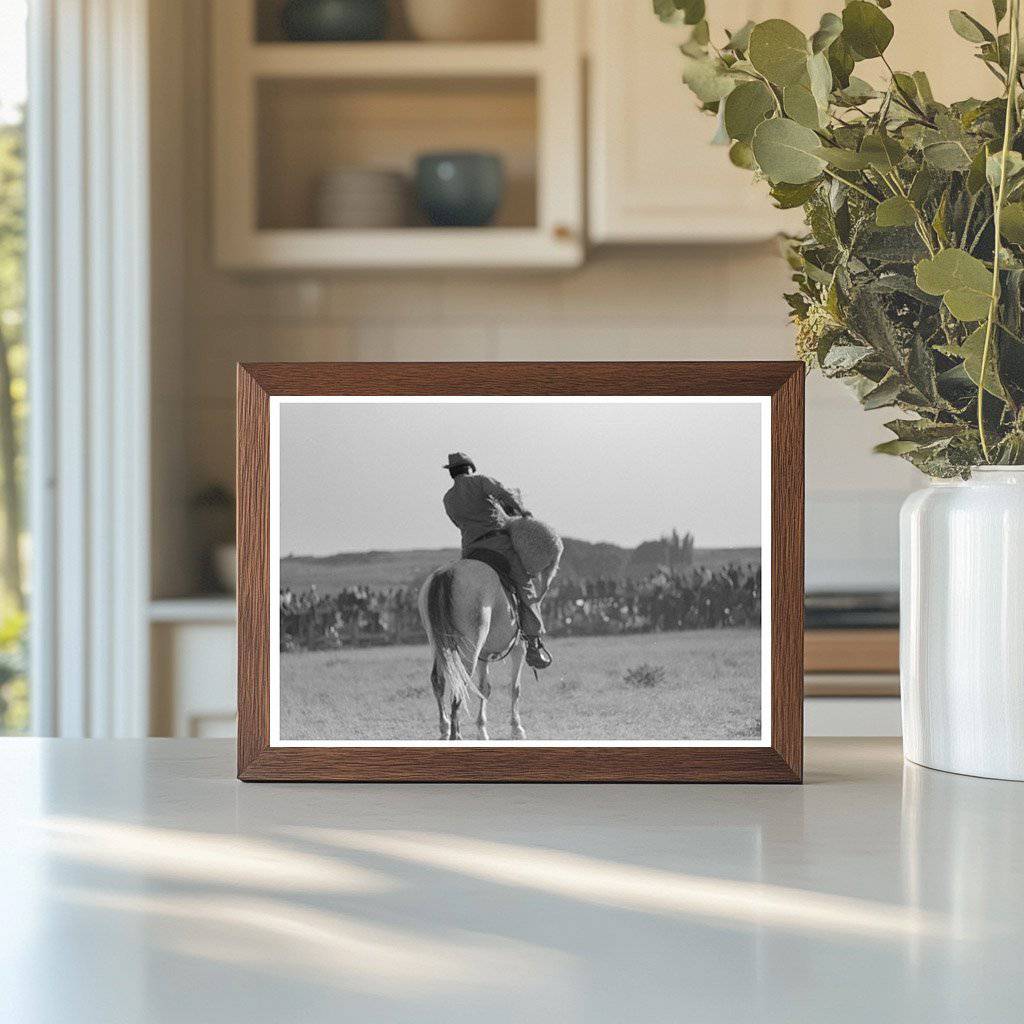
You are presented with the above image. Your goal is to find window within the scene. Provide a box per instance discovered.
[0,0,28,734]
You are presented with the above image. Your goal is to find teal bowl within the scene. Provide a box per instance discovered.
[415,152,505,228]
[281,0,388,42]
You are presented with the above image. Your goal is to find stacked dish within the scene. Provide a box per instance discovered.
[403,0,534,41]
[314,167,409,228]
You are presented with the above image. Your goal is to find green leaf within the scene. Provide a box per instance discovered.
[915,249,994,321]
[932,190,950,246]
[909,165,936,205]
[923,141,973,171]
[815,145,872,170]
[807,51,833,110]
[847,284,909,371]
[875,196,918,228]
[748,19,810,87]
[958,324,1007,398]
[682,0,705,25]
[724,20,755,53]
[1000,202,1024,242]
[827,35,855,89]
[862,375,902,409]
[856,226,929,263]
[967,143,993,193]
[860,133,905,173]
[874,439,922,456]
[892,72,919,102]
[770,179,820,209]
[908,334,941,402]
[842,1,895,60]
[986,150,1024,190]
[783,83,822,129]
[654,0,705,25]
[728,140,758,169]
[885,419,963,443]
[688,20,710,47]
[723,81,775,143]
[681,55,737,103]
[810,12,843,54]
[653,0,677,23]
[752,117,827,184]
[912,71,935,105]
[948,10,993,44]
[836,75,877,104]
[710,108,730,145]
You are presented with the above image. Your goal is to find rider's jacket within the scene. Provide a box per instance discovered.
[443,474,526,554]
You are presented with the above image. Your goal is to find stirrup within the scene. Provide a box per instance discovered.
[525,637,552,670]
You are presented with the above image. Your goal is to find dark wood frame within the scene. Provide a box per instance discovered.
[237,362,804,782]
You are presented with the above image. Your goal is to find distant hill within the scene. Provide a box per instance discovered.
[280,536,760,592]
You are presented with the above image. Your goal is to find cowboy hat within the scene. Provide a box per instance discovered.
[443,451,475,471]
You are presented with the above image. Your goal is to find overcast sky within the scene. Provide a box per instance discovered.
[277,398,764,555]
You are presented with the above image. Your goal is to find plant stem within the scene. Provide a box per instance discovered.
[979,0,1021,463]
[821,167,879,203]
[880,54,930,120]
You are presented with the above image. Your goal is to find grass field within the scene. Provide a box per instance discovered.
[279,630,761,742]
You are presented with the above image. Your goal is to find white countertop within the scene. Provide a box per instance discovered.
[1,738,1021,1023]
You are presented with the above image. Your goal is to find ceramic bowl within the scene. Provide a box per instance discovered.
[415,152,504,228]
[403,0,534,42]
[315,168,409,228]
[281,0,388,42]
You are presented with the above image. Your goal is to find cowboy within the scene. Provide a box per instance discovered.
[441,452,553,670]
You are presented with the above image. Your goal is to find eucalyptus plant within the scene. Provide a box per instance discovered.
[659,0,1024,475]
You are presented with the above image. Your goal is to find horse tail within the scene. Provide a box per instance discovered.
[424,568,480,708]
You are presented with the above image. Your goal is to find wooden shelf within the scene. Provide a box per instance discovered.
[249,42,544,79]
[805,629,899,675]
[218,227,579,270]
[150,597,236,624]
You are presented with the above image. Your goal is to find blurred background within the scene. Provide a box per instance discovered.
[0,0,998,740]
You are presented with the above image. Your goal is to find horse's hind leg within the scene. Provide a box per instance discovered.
[508,643,527,740]
[449,611,488,742]
[431,662,449,740]
[476,661,491,740]
[449,693,462,741]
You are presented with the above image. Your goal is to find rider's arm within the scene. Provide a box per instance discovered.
[483,476,531,517]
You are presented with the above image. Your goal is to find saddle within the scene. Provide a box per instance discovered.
[464,547,522,662]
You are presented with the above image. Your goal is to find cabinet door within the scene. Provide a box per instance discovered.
[587,1,999,244]
[588,1,813,243]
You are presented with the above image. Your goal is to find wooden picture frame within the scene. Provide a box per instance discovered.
[237,362,804,782]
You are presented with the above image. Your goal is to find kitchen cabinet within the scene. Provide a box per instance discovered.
[211,0,583,269]
[587,0,999,244]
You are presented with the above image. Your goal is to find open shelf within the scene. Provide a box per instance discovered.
[213,0,581,268]
[257,76,537,232]
[222,227,579,269]
[254,0,538,45]
[249,42,544,78]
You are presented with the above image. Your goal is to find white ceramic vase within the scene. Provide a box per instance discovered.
[900,467,1024,781]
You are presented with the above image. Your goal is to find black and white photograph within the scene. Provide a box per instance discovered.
[270,396,770,746]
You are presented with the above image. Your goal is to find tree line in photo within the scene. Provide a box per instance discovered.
[279,562,761,652]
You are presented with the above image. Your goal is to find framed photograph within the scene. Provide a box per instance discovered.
[237,362,804,782]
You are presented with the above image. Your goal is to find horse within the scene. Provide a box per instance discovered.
[418,559,528,741]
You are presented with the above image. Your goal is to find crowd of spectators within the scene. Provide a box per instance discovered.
[545,564,760,636]
[279,563,760,652]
